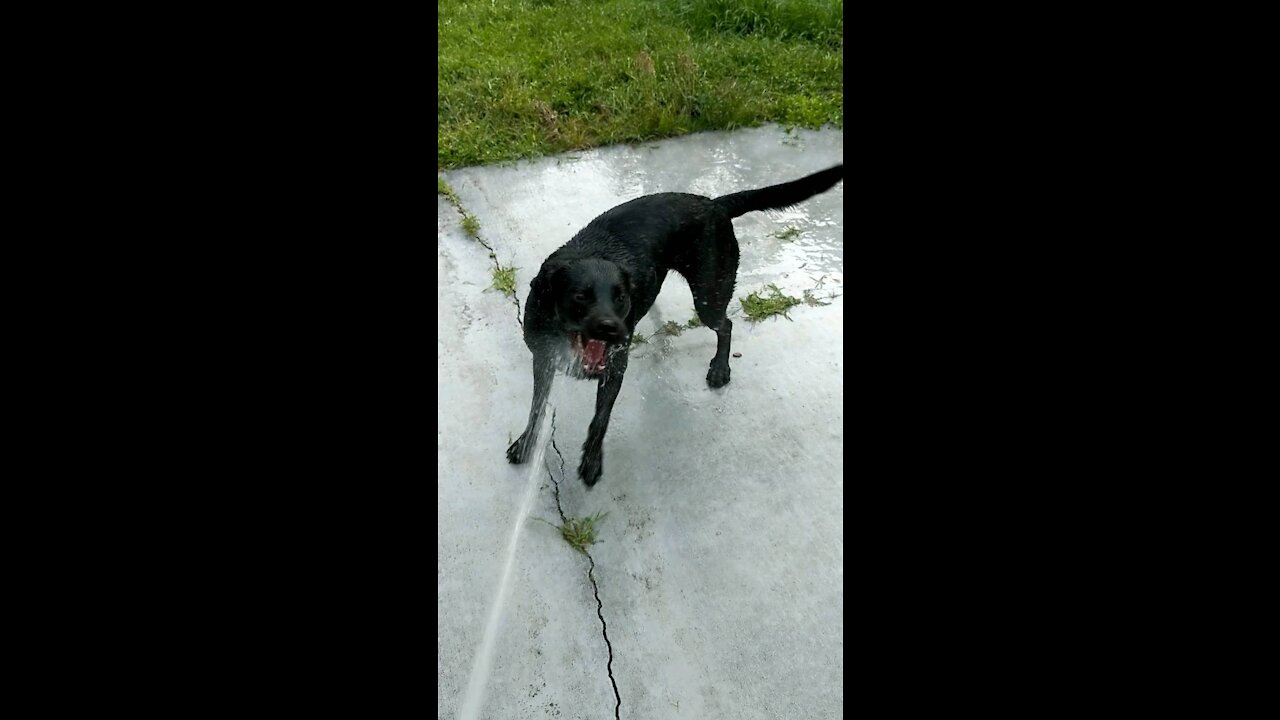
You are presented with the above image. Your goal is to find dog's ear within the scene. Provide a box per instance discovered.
[531,260,569,298]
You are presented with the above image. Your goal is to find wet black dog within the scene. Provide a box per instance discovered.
[507,164,844,487]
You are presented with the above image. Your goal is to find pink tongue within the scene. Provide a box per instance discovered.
[583,339,606,368]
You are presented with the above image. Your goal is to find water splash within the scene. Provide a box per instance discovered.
[457,411,552,720]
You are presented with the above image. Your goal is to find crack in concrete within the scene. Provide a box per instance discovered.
[439,184,524,328]
[471,233,524,330]
[545,410,622,720]
[586,554,621,720]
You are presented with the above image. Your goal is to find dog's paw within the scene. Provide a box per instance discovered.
[706,362,731,388]
[578,451,604,488]
[507,434,533,464]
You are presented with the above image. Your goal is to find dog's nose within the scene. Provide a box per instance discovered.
[595,318,624,339]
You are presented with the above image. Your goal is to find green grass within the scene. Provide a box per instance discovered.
[438,0,843,168]
[741,283,802,322]
[774,226,800,240]
[536,512,609,554]
[676,0,843,45]
[491,264,518,296]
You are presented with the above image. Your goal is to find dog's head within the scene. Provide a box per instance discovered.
[533,257,633,376]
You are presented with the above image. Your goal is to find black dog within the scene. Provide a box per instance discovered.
[506,164,844,487]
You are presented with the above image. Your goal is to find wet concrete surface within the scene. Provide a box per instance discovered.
[438,124,844,719]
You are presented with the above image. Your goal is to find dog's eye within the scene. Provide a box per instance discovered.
[573,292,588,303]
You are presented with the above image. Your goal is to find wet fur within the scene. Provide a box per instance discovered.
[507,164,844,487]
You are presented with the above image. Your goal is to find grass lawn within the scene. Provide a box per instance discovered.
[438,0,843,169]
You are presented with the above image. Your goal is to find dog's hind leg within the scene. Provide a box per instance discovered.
[507,354,555,464]
[689,221,740,389]
[579,348,629,487]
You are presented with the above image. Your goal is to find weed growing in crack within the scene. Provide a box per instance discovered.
[802,289,832,307]
[534,512,608,554]
[638,318,704,346]
[741,283,802,322]
[561,512,607,553]
[461,214,481,237]
[491,264,518,297]
[437,177,460,204]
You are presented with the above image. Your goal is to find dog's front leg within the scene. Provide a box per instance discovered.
[579,348,629,487]
[507,354,555,464]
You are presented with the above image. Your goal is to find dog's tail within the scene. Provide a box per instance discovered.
[713,164,844,218]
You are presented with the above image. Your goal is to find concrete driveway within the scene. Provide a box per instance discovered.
[438,125,844,720]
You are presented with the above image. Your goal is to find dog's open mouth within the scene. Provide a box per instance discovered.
[571,333,609,375]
